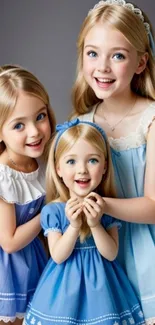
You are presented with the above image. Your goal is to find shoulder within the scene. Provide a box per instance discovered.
[41,202,67,234]
[0,163,46,204]
[78,105,97,122]
[42,202,66,215]
[140,101,155,137]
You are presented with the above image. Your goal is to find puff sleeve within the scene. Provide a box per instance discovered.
[41,202,67,236]
[101,214,121,230]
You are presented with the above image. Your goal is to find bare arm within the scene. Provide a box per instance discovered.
[47,197,82,264]
[47,225,80,264]
[0,199,41,253]
[104,122,155,224]
[83,193,118,260]
[91,224,118,261]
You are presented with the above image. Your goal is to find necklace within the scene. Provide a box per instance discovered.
[102,96,137,132]
[8,154,33,171]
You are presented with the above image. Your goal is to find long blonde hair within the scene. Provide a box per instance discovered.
[0,64,56,160]
[72,2,155,116]
[46,122,116,242]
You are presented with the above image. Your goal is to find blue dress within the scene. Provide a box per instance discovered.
[0,163,48,322]
[24,202,145,325]
[78,103,155,324]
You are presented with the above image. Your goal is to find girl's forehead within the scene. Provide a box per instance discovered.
[85,23,126,44]
[84,23,135,53]
[61,138,102,157]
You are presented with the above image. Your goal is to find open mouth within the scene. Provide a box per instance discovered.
[26,139,42,147]
[75,179,90,185]
[95,77,115,85]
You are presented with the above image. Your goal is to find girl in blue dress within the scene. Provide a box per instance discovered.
[71,0,155,323]
[25,119,144,325]
[0,65,55,324]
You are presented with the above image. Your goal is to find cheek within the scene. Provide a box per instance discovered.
[93,166,104,180]
[42,121,51,139]
[83,57,93,76]
[61,169,74,181]
[118,62,137,78]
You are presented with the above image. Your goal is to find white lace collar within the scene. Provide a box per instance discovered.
[79,102,155,151]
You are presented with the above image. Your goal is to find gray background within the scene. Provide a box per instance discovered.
[0,0,155,122]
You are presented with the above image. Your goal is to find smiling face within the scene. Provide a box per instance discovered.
[56,138,106,199]
[0,90,51,163]
[82,23,146,100]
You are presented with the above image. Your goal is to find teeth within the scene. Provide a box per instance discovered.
[97,78,113,83]
[76,179,89,182]
[29,140,41,145]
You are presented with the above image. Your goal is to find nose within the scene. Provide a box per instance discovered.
[77,162,88,174]
[28,123,40,137]
[97,56,111,73]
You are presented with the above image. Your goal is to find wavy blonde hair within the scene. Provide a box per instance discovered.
[72,3,155,116]
[0,64,56,160]
[46,123,116,242]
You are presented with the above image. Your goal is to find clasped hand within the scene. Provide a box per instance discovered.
[65,193,105,229]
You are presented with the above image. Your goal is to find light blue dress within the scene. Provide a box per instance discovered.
[0,163,48,322]
[78,103,155,324]
[24,202,145,325]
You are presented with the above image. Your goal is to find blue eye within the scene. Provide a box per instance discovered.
[66,159,75,165]
[113,53,125,60]
[87,51,97,58]
[89,158,98,164]
[14,123,24,130]
[37,112,46,121]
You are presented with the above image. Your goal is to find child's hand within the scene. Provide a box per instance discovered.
[83,193,105,228]
[65,197,82,229]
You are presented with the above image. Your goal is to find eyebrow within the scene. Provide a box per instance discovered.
[8,106,47,125]
[63,153,101,159]
[84,45,129,52]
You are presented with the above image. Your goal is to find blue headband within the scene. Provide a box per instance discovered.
[55,118,108,151]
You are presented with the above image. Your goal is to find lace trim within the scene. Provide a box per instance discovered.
[44,228,62,236]
[79,102,155,151]
[104,103,155,151]
[0,313,24,323]
[108,132,145,151]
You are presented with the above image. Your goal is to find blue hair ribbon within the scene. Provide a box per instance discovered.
[55,118,108,151]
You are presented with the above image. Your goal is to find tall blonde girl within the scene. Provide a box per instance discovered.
[71,0,155,323]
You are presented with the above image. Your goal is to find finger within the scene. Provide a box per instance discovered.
[83,201,97,218]
[86,192,104,204]
[68,202,82,215]
[67,197,79,205]
[72,206,83,219]
[84,199,101,213]
[67,200,82,209]
[83,206,91,219]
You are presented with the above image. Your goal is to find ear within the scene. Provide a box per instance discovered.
[56,164,62,178]
[135,52,148,75]
[103,160,107,175]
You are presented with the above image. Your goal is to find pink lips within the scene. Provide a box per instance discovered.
[95,78,115,89]
[75,179,90,188]
[26,139,42,147]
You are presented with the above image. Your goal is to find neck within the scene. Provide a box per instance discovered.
[6,151,35,172]
[102,91,137,114]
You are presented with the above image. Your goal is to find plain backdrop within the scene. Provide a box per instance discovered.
[0,0,155,122]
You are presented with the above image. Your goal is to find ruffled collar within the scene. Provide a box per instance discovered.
[0,162,46,204]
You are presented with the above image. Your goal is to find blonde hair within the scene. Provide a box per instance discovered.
[46,122,116,242]
[72,3,155,116]
[0,64,56,160]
